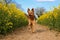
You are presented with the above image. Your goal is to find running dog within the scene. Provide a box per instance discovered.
[27,8,35,33]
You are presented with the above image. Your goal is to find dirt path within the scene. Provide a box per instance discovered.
[0,24,60,40]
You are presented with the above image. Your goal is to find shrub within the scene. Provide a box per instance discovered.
[37,5,60,31]
[0,3,28,34]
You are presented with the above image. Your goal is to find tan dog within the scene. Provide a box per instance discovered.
[27,8,35,33]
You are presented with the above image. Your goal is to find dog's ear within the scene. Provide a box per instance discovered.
[27,8,30,13]
[31,8,34,12]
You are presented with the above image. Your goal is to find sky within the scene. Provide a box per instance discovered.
[15,0,60,13]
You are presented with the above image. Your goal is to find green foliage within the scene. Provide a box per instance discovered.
[0,3,28,34]
[37,5,60,31]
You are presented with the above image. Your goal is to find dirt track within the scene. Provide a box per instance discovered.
[0,24,60,40]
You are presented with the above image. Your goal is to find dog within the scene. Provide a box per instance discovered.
[27,8,35,33]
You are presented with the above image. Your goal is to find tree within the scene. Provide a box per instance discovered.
[0,0,12,4]
[35,7,45,17]
[0,0,24,10]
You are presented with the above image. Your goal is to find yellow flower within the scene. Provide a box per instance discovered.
[3,6,8,11]
[0,3,3,9]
